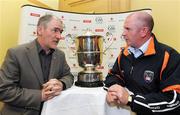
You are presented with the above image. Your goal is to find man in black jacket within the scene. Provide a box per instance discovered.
[104,11,180,115]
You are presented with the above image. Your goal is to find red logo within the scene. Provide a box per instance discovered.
[95,29,104,32]
[30,13,40,17]
[83,20,91,23]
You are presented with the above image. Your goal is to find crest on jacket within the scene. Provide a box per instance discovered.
[144,70,154,83]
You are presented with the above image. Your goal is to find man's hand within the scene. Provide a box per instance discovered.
[106,90,119,106]
[41,79,63,101]
[106,84,130,106]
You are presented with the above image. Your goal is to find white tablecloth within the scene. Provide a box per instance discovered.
[41,86,136,115]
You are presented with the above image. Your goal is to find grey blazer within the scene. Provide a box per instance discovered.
[0,40,74,115]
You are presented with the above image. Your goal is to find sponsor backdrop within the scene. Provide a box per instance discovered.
[18,5,151,79]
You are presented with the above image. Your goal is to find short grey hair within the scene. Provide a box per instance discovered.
[129,12,154,32]
[37,14,62,28]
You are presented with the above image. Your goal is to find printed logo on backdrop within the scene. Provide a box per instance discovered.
[71,26,79,31]
[30,12,40,17]
[65,34,76,53]
[108,62,114,69]
[60,15,65,21]
[28,23,36,26]
[108,25,116,33]
[69,19,81,22]
[81,28,93,32]
[108,17,116,22]
[95,28,104,32]
[118,18,125,22]
[144,70,154,83]
[83,19,92,23]
[95,17,103,24]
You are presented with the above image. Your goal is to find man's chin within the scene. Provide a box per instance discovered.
[50,45,57,49]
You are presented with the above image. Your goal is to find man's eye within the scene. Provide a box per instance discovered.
[125,27,130,30]
[54,29,59,32]
[52,28,63,33]
[60,30,63,34]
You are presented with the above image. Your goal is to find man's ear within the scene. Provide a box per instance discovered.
[37,26,42,36]
[140,27,149,37]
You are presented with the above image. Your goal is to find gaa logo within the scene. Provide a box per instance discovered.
[95,17,103,24]
[108,62,114,69]
[108,25,115,32]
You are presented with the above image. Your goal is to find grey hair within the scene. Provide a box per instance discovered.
[129,12,154,32]
[37,14,62,28]
[144,13,154,31]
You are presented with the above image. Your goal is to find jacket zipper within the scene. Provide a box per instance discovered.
[130,66,134,75]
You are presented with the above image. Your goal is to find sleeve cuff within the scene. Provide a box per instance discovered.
[61,81,66,90]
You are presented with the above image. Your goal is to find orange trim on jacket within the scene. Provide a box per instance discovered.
[144,36,156,56]
[123,36,156,57]
[162,85,180,93]
[123,46,129,56]
[117,52,122,65]
[160,51,170,80]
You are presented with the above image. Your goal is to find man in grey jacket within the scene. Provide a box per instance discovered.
[0,14,74,115]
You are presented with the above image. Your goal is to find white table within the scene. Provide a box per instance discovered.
[41,86,136,115]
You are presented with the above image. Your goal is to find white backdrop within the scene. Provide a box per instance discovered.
[18,5,151,78]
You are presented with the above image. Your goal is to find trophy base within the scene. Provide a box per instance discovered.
[75,81,103,87]
[75,71,103,87]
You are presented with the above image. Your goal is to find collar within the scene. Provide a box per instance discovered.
[139,37,151,54]
[123,35,156,57]
[127,37,151,58]
[36,39,54,55]
[128,47,143,58]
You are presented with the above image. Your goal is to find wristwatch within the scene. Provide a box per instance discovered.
[127,95,133,106]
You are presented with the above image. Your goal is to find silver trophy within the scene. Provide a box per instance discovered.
[75,30,104,87]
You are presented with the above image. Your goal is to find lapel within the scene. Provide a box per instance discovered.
[49,50,58,79]
[26,40,44,85]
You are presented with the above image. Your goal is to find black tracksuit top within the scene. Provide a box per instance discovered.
[104,34,180,115]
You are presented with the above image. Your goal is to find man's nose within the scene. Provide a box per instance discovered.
[56,33,62,39]
[121,31,126,39]
[122,30,126,36]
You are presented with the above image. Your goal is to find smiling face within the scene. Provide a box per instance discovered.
[37,16,63,51]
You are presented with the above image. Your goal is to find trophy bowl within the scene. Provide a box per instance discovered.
[75,30,104,87]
